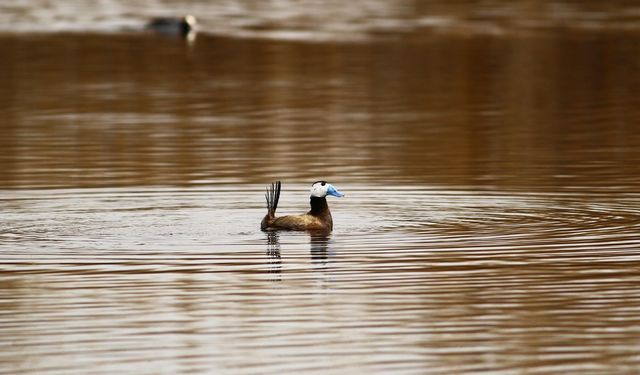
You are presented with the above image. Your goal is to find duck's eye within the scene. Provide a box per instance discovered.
[321,182,326,186]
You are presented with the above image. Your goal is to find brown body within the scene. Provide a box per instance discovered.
[261,196,333,232]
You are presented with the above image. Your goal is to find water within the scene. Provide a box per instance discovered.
[2,2,640,374]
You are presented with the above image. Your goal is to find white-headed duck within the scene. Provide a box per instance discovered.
[261,181,344,232]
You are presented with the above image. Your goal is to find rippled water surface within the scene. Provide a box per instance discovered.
[3,186,640,374]
[2,1,640,374]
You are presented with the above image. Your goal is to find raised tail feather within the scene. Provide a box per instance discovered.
[265,181,281,219]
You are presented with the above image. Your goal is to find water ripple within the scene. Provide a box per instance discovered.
[1,185,640,374]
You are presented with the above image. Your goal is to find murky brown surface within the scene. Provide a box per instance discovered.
[2,2,640,374]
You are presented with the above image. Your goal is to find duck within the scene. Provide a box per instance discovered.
[146,15,197,37]
[261,181,344,232]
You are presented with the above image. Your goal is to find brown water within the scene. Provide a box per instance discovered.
[2,2,640,374]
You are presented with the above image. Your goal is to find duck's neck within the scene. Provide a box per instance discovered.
[309,196,331,217]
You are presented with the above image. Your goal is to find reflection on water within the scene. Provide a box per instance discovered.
[265,231,332,282]
[2,186,640,374]
[266,231,282,279]
[1,28,639,190]
[309,232,331,264]
[2,1,640,374]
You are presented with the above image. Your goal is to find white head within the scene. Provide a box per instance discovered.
[184,15,197,28]
[310,181,345,198]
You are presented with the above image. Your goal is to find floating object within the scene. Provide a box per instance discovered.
[146,15,197,37]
